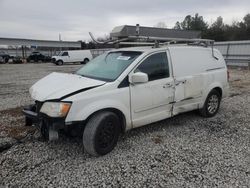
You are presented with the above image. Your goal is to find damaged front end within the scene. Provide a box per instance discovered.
[22,101,71,141]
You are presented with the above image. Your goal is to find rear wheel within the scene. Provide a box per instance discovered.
[56,60,63,66]
[3,58,9,63]
[83,111,121,156]
[199,89,221,117]
[83,58,89,64]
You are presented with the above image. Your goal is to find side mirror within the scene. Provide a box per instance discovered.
[130,72,148,84]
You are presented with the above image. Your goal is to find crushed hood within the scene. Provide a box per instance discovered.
[30,72,105,101]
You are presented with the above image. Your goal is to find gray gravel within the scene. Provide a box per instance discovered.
[0,64,250,187]
[0,63,82,111]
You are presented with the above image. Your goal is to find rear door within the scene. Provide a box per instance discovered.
[130,51,175,127]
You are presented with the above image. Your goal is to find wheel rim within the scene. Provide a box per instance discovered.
[97,121,115,149]
[207,94,219,114]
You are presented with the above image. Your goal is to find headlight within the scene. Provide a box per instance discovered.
[40,102,71,117]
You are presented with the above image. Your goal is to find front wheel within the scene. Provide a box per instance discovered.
[83,111,121,156]
[199,89,221,117]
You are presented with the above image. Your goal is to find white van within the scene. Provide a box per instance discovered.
[52,50,93,65]
[23,45,229,156]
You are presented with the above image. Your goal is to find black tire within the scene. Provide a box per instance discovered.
[3,58,9,63]
[41,120,49,140]
[83,111,121,156]
[199,89,221,117]
[83,58,89,64]
[57,60,63,66]
[25,117,33,126]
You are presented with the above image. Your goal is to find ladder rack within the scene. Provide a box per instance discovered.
[89,32,214,47]
[89,24,217,59]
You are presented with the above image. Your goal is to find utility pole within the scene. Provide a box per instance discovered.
[59,33,62,51]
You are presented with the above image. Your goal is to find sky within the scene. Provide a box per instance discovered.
[0,0,249,41]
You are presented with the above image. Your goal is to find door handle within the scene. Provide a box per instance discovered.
[163,83,173,88]
[175,80,186,86]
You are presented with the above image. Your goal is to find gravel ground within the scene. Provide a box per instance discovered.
[0,63,82,111]
[0,64,250,187]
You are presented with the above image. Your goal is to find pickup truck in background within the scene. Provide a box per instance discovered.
[27,52,51,63]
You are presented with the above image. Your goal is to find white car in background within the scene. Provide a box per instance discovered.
[23,45,229,156]
[52,50,93,65]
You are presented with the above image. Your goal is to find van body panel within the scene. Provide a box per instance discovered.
[53,50,93,64]
[26,45,229,134]
[168,46,228,115]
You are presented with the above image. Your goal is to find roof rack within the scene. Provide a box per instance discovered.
[89,24,217,59]
[89,32,214,47]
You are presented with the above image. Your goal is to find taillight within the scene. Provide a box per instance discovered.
[227,70,230,81]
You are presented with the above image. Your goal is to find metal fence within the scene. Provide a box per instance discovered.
[214,40,250,69]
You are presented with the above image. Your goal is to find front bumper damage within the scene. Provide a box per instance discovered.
[22,102,67,141]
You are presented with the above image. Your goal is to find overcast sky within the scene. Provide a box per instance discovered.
[0,0,249,41]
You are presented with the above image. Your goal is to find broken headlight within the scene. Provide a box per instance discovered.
[40,102,71,118]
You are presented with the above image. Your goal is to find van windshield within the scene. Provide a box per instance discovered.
[58,51,64,56]
[76,51,142,82]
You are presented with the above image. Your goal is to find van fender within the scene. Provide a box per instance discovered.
[66,99,132,131]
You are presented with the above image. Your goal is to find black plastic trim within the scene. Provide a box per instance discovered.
[118,76,129,88]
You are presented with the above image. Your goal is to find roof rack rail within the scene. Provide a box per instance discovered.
[89,24,217,59]
[89,32,214,46]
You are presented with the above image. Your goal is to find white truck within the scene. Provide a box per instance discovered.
[52,50,93,65]
[23,42,229,156]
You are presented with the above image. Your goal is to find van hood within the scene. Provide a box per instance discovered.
[30,72,105,101]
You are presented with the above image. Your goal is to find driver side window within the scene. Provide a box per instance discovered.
[135,52,169,81]
[62,52,69,56]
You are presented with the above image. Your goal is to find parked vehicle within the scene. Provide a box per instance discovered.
[27,52,51,63]
[12,56,23,64]
[23,44,229,156]
[0,51,11,63]
[52,50,93,65]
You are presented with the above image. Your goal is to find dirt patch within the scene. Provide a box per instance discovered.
[0,107,36,141]
[152,135,163,144]
[0,107,23,117]
[229,93,241,97]
[4,126,36,140]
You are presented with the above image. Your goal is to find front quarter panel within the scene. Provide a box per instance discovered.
[64,84,132,130]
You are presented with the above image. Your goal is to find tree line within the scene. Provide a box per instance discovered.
[173,13,250,41]
[82,13,250,49]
